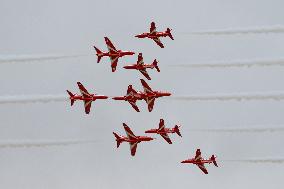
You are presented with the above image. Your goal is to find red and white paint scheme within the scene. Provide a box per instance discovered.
[66,82,108,114]
[181,149,218,174]
[139,79,171,112]
[113,123,155,156]
[112,85,142,112]
[123,53,160,80]
[135,22,174,48]
[93,37,135,72]
[113,79,171,112]
[145,119,181,144]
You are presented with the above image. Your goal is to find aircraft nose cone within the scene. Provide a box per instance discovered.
[181,160,186,163]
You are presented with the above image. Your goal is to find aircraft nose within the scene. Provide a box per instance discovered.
[145,130,151,133]
[164,92,171,96]
[181,160,186,163]
[123,65,130,69]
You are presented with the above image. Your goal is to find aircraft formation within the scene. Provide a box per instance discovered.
[67,22,218,174]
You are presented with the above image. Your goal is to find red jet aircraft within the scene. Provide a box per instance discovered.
[67,82,108,114]
[112,85,142,112]
[181,149,218,174]
[135,22,174,48]
[139,79,171,112]
[113,79,171,112]
[94,37,135,72]
[145,119,182,144]
[113,123,155,156]
[123,53,160,80]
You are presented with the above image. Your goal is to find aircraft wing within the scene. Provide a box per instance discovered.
[152,37,164,48]
[123,123,137,140]
[160,133,172,144]
[83,100,92,114]
[104,37,117,53]
[129,142,138,156]
[150,22,157,34]
[197,163,208,174]
[77,82,91,98]
[140,79,153,93]
[128,100,140,112]
[139,69,151,80]
[110,56,119,72]
[145,96,155,112]
[137,53,144,65]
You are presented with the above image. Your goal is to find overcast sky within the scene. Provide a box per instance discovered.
[0,0,284,188]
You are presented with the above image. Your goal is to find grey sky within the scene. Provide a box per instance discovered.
[0,0,284,188]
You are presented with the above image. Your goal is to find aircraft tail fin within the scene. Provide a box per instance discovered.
[113,132,122,148]
[174,125,182,137]
[152,59,160,72]
[66,90,75,106]
[210,155,218,167]
[94,46,103,63]
[166,28,174,40]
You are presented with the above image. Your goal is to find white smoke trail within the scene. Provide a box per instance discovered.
[0,139,97,149]
[188,25,284,35]
[0,95,68,104]
[189,127,284,133]
[172,58,284,68]
[171,92,284,101]
[222,159,284,164]
[0,54,87,64]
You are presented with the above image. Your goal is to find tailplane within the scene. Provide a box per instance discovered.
[113,132,122,148]
[174,125,182,137]
[166,28,174,40]
[93,46,103,63]
[152,59,160,72]
[66,90,75,106]
[210,155,218,167]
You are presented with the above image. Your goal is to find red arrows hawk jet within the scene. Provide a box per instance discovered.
[113,79,171,112]
[113,123,155,156]
[93,37,135,72]
[66,82,108,114]
[139,79,171,112]
[112,85,142,112]
[181,149,218,174]
[123,53,160,80]
[145,119,182,144]
[135,22,174,48]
